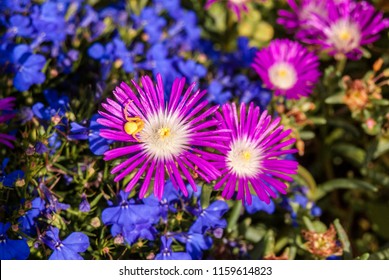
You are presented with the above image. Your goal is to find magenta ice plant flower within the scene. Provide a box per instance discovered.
[295,0,389,59]
[214,103,298,205]
[252,39,320,99]
[205,0,251,20]
[98,74,229,200]
[0,97,16,148]
[277,0,334,33]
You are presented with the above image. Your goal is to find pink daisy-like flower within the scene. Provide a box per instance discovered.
[98,74,229,200]
[214,103,298,205]
[0,97,16,148]
[277,0,334,33]
[252,39,320,99]
[296,0,389,59]
[205,0,250,20]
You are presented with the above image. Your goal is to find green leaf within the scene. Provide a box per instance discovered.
[327,119,361,138]
[200,183,214,209]
[312,221,327,233]
[299,131,315,140]
[315,179,378,200]
[368,247,389,260]
[227,200,243,233]
[366,202,389,239]
[245,225,267,243]
[371,99,389,106]
[334,219,352,260]
[373,137,389,159]
[356,253,370,260]
[325,93,345,104]
[331,143,366,168]
[303,216,315,231]
[310,117,327,125]
[293,165,317,200]
[366,169,389,188]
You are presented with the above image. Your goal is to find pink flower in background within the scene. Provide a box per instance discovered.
[214,103,298,205]
[279,0,389,59]
[98,74,229,199]
[252,39,320,99]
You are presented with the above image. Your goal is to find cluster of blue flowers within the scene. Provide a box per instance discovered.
[0,0,326,260]
[101,181,229,260]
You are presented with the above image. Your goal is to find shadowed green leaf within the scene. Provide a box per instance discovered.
[334,219,352,260]
[315,179,378,200]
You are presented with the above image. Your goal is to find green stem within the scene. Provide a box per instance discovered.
[227,200,243,233]
[336,56,347,75]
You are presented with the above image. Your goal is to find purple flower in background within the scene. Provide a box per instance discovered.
[155,236,191,260]
[0,222,30,260]
[0,97,16,148]
[41,227,89,260]
[79,194,90,213]
[205,0,250,20]
[252,39,320,99]
[9,44,46,91]
[98,74,228,199]
[296,0,389,59]
[214,103,298,205]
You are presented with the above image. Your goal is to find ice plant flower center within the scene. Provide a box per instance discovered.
[227,138,262,178]
[141,110,190,161]
[230,0,247,4]
[268,62,297,90]
[327,19,361,54]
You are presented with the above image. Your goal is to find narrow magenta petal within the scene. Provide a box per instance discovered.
[103,145,143,161]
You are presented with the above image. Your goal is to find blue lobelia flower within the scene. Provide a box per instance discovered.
[207,80,232,105]
[35,141,48,154]
[10,44,46,91]
[102,191,158,227]
[68,114,112,155]
[0,0,30,13]
[175,231,213,260]
[0,158,24,187]
[39,181,70,213]
[18,197,45,236]
[6,14,34,39]
[0,222,30,260]
[177,59,206,84]
[142,180,181,222]
[244,196,276,215]
[189,200,229,234]
[113,222,158,246]
[41,227,89,260]
[155,236,191,260]
[79,194,90,213]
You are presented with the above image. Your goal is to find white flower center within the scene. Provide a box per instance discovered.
[141,110,190,161]
[327,19,361,53]
[230,0,247,4]
[268,62,297,90]
[226,137,262,178]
